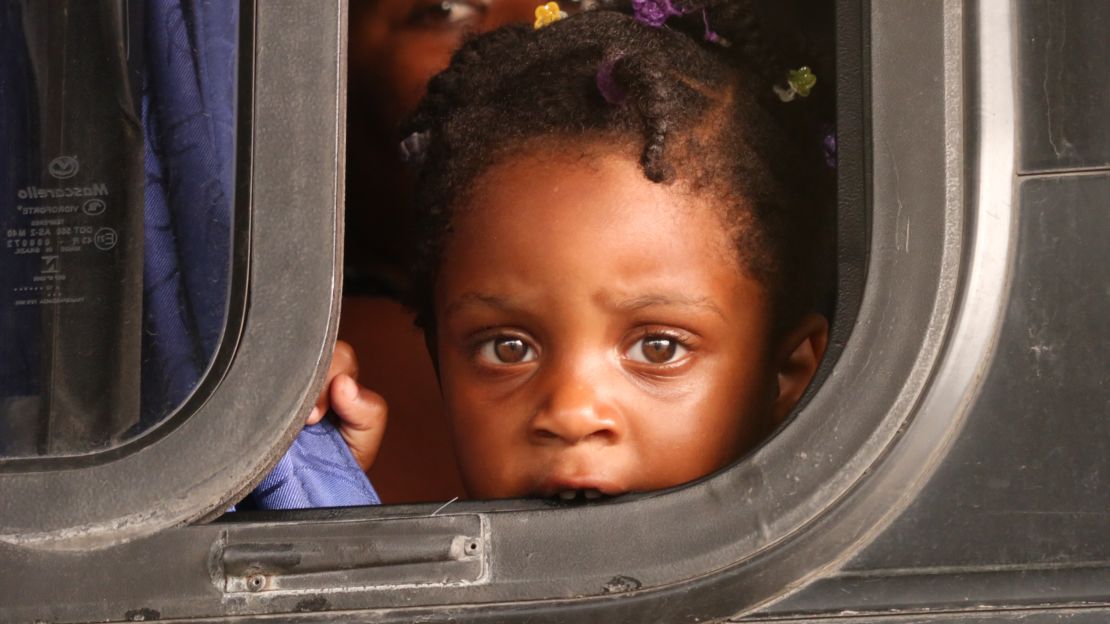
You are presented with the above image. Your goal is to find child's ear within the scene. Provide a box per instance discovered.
[770,313,829,426]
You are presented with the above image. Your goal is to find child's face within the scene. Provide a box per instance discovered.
[434,146,798,500]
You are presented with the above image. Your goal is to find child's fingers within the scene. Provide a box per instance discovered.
[330,374,388,473]
[308,340,360,423]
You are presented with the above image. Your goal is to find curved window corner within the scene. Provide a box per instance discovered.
[0,0,345,553]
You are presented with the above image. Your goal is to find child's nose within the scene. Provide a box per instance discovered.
[529,378,623,446]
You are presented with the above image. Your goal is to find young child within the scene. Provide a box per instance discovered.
[321,0,834,502]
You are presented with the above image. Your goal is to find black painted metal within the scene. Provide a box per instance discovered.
[760,171,1110,619]
[743,609,1110,624]
[1015,0,1110,174]
[219,516,485,592]
[3,0,1110,622]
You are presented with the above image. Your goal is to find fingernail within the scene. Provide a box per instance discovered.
[308,406,321,423]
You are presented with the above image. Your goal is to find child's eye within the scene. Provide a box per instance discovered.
[625,335,689,365]
[478,336,536,364]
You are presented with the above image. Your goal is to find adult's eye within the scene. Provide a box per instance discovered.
[478,336,536,364]
[626,335,689,365]
[408,0,481,27]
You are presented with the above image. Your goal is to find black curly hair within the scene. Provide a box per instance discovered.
[402,0,835,337]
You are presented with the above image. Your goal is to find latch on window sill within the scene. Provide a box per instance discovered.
[216,515,486,593]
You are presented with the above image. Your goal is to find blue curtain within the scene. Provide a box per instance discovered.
[141,0,236,420]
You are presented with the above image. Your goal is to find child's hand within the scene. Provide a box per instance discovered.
[306,340,388,473]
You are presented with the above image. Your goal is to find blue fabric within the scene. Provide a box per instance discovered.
[240,418,381,510]
[141,0,236,421]
[141,1,379,510]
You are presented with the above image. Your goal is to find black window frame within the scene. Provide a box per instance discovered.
[0,0,346,547]
[0,0,1024,622]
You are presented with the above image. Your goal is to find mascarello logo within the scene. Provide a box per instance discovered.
[48,155,80,180]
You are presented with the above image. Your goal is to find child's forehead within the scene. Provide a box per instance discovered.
[469,140,714,215]
[464,154,697,240]
[460,143,740,255]
[438,146,765,309]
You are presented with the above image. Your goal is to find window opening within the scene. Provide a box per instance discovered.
[240,0,844,512]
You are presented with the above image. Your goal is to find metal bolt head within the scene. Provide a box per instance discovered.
[246,574,266,592]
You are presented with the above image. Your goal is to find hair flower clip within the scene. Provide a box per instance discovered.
[773,66,817,102]
[596,56,628,105]
[632,0,727,45]
[533,2,567,29]
[631,0,684,28]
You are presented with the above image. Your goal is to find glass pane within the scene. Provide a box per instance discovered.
[0,0,238,458]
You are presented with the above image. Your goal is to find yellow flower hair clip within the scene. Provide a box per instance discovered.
[534,1,567,29]
[773,66,817,102]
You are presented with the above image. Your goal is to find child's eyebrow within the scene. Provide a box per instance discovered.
[444,292,727,320]
[443,292,518,317]
[606,294,727,320]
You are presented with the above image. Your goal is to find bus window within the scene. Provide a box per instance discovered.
[1,0,239,460]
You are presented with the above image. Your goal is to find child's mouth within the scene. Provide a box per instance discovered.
[538,477,625,502]
[554,488,609,501]
[537,470,626,499]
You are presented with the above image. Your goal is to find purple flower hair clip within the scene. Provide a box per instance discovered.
[631,0,727,45]
[596,56,628,105]
[631,0,684,28]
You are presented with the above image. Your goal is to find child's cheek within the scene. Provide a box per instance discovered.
[633,359,770,475]
[446,405,532,499]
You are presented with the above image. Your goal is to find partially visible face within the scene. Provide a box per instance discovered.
[350,0,544,130]
[434,144,786,500]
